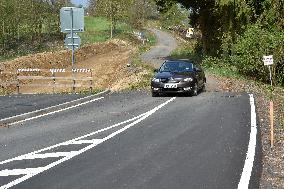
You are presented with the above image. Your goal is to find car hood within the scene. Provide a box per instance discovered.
[154,71,194,79]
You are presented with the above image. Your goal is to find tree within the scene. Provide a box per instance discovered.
[160,3,190,29]
[91,0,133,38]
[129,0,158,28]
[155,0,176,13]
[0,0,72,56]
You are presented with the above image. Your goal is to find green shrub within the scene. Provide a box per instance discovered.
[231,24,284,86]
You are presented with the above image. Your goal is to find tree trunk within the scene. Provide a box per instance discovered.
[110,19,113,39]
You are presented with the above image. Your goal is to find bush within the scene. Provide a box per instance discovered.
[231,24,284,86]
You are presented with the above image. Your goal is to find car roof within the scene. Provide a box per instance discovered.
[164,59,194,64]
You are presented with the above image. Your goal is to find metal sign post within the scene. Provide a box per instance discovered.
[71,8,74,69]
[60,7,84,69]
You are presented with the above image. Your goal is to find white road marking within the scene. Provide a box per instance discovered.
[0,168,42,177]
[69,139,103,145]
[8,97,104,126]
[12,152,75,160]
[0,97,176,189]
[238,94,257,189]
[0,90,108,123]
[0,112,148,165]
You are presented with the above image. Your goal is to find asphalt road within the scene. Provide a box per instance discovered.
[0,94,88,120]
[0,29,261,189]
[141,28,177,66]
[0,91,261,189]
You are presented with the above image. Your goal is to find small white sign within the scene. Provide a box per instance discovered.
[263,55,273,66]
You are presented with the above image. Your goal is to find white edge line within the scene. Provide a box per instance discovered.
[0,90,108,122]
[237,94,257,189]
[0,97,176,189]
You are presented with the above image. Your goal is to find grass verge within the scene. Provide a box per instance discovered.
[80,17,133,44]
[126,27,157,90]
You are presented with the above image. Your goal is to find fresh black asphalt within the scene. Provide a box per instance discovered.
[0,91,261,189]
[0,29,261,189]
[0,94,88,119]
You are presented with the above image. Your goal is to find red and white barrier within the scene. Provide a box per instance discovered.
[15,68,92,73]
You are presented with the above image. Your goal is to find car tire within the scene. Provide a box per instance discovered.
[152,92,159,97]
[191,83,198,96]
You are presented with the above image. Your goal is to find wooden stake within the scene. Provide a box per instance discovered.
[270,101,274,148]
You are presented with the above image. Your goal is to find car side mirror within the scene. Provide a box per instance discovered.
[154,69,159,73]
[194,68,201,72]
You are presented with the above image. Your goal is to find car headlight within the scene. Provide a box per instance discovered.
[152,78,160,82]
[184,77,193,82]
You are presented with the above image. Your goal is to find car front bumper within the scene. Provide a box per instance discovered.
[151,82,195,93]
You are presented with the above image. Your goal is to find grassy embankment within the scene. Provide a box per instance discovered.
[79,17,158,92]
[0,16,144,61]
[126,30,157,90]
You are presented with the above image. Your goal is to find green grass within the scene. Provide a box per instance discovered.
[80,17,133,44]
[128,56,155,90]
[137,30,157,53]
[79,17,111,43]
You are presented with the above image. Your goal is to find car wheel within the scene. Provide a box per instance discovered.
[191,83,198,96]
[152,92,159,97]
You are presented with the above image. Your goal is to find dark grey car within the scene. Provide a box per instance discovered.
[151,60,206,97]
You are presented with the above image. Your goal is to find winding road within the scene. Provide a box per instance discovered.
[0,30,261,189]
[141,28,177,66]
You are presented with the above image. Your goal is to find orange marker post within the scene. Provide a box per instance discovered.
[270,101,274,148]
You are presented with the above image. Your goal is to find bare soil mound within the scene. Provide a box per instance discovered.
[0,40,143,94]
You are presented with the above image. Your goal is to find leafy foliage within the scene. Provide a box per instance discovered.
[0,0,72,57]
[231,24,284,85]
[160,3,190,29]
[92,0,132,38]
[165,0,284,86]
[128,0,158,29]
[89,0,158,33]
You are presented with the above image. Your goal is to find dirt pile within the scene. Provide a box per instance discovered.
[0,39,145,94]
[0,40,127,71]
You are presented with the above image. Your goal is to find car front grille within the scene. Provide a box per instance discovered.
[160,78,180,83]
[160,78,169,83]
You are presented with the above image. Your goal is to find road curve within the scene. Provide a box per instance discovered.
[0,91,261,189]
[141,28,177,66]
[0,30,261,189]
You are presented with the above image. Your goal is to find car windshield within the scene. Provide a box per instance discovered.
[159,61,193,72]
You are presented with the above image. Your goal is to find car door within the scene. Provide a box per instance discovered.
[193,64,203,87]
